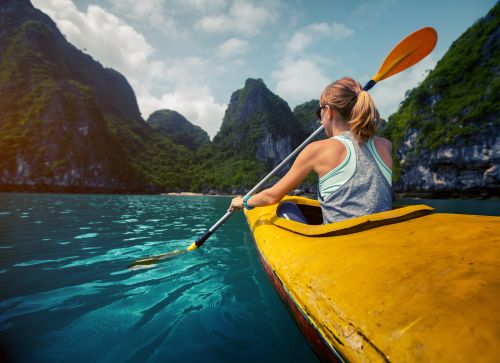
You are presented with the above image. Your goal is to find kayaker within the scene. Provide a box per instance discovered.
[228,77,393,224]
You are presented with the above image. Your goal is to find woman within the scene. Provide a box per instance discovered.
[228,77,393,224]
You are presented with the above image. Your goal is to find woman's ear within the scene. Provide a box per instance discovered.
[326,105,335,120]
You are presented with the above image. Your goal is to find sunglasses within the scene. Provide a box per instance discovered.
[315,105,327,120]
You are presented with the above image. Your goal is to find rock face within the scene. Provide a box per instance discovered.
[293,99,320,134]
[396,127,499,196]
[191,78,309,194]
[293,99,327,145]
[0,0,191,193]
[383,3,500,197]
[148,110,210,150]
[212,78,306,167]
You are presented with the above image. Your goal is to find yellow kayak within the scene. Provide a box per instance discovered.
[244,195,500,362]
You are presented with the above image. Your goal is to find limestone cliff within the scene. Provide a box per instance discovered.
[195,78,307,193]
[212,78,306,166]
[0,0,192,193]
[383,3,499,197]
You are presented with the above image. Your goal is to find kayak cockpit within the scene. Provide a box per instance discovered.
[273,196,435,237]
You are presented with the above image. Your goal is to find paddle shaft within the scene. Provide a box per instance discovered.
[193,124,326,247]
[194,78,380,248]
[363,79,377,91]
[188,27,438,249]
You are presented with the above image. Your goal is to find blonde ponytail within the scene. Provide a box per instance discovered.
[320,77,379,143]
[349,90,379,143]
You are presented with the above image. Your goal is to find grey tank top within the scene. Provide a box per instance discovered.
[319,132,393,224]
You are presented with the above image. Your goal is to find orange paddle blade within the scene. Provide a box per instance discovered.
[373,27,438,82]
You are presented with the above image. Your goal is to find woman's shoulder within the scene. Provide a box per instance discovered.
[372,136,392,150]
[309,138,348,160]
[371,136,393,168]
[312,137,347,148]
[305,138,348,176]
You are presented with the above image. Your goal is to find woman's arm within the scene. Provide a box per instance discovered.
[228,143,318,211]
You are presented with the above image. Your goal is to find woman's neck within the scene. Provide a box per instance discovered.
[332,122,351,136]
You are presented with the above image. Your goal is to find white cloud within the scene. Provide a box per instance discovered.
[137,57,227,138]
[370,54,439,119]
[274,21,353,105]
[106,0,180,38]
[286,32,312,54]
[177,0,228,12]
[196,0,278,36]
[138,87,226,139]
[308,22,355,40]
[32,0,226,138]
[217,38,249,58]
[286,22,354,54]
[271,58,330,107]
[162,57,209,83]
[32,0,153,78]
[109,0,162,17]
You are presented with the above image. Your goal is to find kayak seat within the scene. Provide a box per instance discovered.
[277,202,310,224]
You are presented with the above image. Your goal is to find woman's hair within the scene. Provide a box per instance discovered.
[320,77,380,143]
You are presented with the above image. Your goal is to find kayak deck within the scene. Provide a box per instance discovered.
[245,196,500,362]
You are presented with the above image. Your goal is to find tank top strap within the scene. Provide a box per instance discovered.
[318,135,357,200]
[366,138,392,186]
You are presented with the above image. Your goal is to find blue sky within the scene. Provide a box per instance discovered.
[32,0,496,138]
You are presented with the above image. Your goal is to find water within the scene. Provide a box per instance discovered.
[396,197,500,216]
[1,194,499,363]
[0,194,317,363]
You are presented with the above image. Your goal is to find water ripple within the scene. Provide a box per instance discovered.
[74,233,98,239]
[0,193,318,362]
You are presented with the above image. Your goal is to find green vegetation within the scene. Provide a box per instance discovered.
[0,5,195,192]
[382,2,499,180]
[293,99,320,134]
[2,0,497,194]
[192,78,307,193]
[0,10,311,195]
[148,110,210,151]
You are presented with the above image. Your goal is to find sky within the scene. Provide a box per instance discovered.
[32,0,496,138]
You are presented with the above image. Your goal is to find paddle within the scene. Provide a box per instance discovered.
[129,27,437,269]
[362,27,437,91]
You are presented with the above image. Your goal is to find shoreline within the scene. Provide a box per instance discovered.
[162,192,229,197]
[0,188,498,200]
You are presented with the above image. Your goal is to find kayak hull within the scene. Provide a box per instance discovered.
[244,196,500,362]
[253,237,344,362]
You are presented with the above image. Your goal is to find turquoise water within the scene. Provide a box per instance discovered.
[397,198,500,216]
[0,193,317,363]
[1,194,499,363]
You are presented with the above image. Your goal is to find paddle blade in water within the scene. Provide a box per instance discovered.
[129,238,203,270]
[128,249,185,269]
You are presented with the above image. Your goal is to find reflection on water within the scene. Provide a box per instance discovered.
[0,193,317,363]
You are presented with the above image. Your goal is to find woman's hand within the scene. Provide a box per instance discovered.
[228,196,244,212]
